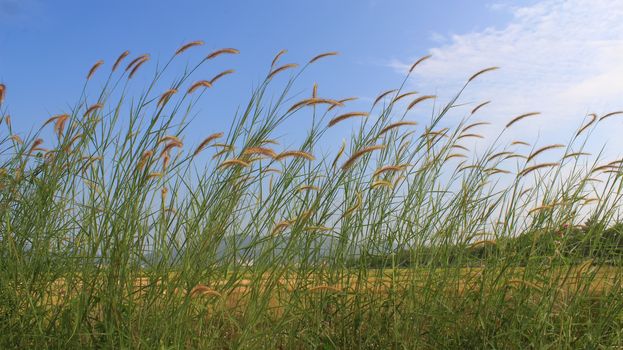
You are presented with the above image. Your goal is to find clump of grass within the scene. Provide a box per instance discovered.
[0,44,621,350]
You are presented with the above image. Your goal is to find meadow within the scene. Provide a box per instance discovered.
[0,42,622,348]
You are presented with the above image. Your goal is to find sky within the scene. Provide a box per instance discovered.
[1,0,622,162]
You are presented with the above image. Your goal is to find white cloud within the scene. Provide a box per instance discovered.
[390,0,623,160]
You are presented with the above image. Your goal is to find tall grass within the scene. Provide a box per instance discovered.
[0,44,622,349]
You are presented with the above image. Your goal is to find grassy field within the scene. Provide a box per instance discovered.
[1,43,622,348]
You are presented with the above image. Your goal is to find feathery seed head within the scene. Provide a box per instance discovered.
[207,48,240,59]
[468,66,499,82]
[328,112,368,127]
[175,40,204,55]
[87,60,104,80]
[112,50,130,72]
[309,51,339,64]
[267,63,298,80]
[409,54,432,73]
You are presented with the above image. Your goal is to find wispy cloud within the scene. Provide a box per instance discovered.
[389,0,623,158]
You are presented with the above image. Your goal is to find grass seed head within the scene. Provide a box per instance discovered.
[218,158,251,170]
[393,91,418,103]
[125,54,149,72]
[372,89,397,107]
[407,95,436,111]
[298,185,321,192]
[207,48,240,59]
[599,111,623,121]
[158,89,178,107]
[471,101,491,115]
[187,80,212,94]
[267,63,298,80]
[468,66,500,82]
[371,179,393,190]
[378,121,418,137]
[54,114,70,137]
[0,83,6,105]
[272,220,292,235]
[137,150,154,170]
[210,69,235,85]
[10,134,23,144]
[193,132,224,156]
[409,54,432,73]
[275,150,315,161]
[462,121,490,133]
[87,60,104,80]
[563,152,591,159]
[84,103,103,116]
[341,145,385,171]
[332,139,347,168]
[271,49,287,68]
[518,162,559,177]
[373,165,406,177]
[243,146,277,159]
[128,55,150,79]
[189,284,222,298]
[112,50,130,72]
[159,135,182,145]
[511,140,530,146]
[309,51,339,64]
[29,138,44,155]
[328,112,368,127]
[527,144,565,163]
[175,40,204,55]
[506,112,540,128]
[576,113,597,136]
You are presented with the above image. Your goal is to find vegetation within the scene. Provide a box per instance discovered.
[0,43,622,348]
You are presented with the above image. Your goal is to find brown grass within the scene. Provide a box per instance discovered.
[175,40,204,55]
[0,83,5,105]
[599,111,623,121]
[187,80,212,94]
[577,113,597,136]
[193,132,224,156]
[207,48,240,60]
[275,150,315,161]
[409,54,432,73]
[506,112,540,128]
[471,100,491,115]
[378,121,417,137]
[129,56,150,79]
[126,54,149,72]
[328,112,368,127]
[210,69,235,85]
[518,162,559,177]
[112,50,130,72]
[526,144,565,162]
[267,64,298,80]
[372,89,397,107]
[243,146,277,159]
[218,158,250,170]
[309,51,339,64]
[407,95,436,110]
[271,49,288,68]
[86,60,104,80]
[157,89,178,107]
[468,66,499,82]
[84,103,103,116]
[341,145,385,171]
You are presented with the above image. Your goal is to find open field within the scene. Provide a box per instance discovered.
[1,42,623,348]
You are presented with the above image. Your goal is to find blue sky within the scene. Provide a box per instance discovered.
[0,0,510,133]
[1,0,622,161]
